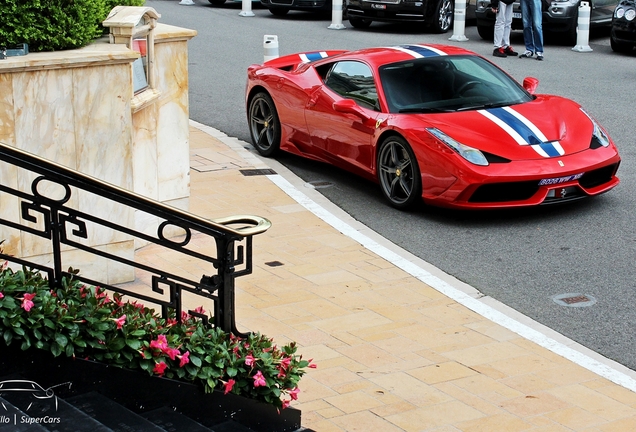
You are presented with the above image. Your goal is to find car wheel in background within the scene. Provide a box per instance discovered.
[269,8,290,15]
[377,136,422,209]
[208,0,226,5]
[248,92,281,157]
[349,17,373,28]
[430,0,454,33]
[610,35,634,52]
[477,25,495,40]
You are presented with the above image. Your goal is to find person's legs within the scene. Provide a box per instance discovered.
[493,5,507,56]
[531,0,544,56]
[520,0,535,55]
[502,3,513,47]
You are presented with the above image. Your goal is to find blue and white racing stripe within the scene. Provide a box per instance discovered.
[387,44,448,58]
[478,107,564,158]
[299,52,330,63]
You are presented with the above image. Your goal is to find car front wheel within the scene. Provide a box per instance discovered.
[610,35,633,53]
[269,8,290,15]
[430,0,454,33]
[208,0,226,4]
[377,136,422,209]
[248,92,281,157]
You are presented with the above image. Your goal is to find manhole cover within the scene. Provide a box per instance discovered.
[240,169,277,176]
[305,180,334,189]
[552,293,597,307]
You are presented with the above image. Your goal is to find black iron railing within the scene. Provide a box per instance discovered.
[0,142,270,336]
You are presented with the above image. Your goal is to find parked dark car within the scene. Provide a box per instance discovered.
[346,0,456,33]
[475,0,618,44]
[610,0,636,51]
[259,0,332,15]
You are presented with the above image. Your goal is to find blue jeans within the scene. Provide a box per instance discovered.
[521,0,544,53]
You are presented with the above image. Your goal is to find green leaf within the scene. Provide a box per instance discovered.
[13,327,25,336]
[51,343,62,357]
[108,338,126,351]
[190,354,202,367]
[126,339,141,350]
[226,367,237,378]
[55,333,68,347]
[3,331,13,345]
[129,329,146,337]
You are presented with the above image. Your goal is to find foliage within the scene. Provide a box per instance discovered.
[0,262,314,409]
[0,0,144,52]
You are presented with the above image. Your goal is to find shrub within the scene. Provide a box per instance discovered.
[0,0,145,52]
[0,261,314,409]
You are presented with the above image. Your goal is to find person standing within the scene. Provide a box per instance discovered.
[492,0,517,58]
[520,0,544,60]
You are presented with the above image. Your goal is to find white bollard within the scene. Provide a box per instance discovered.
[263,35,279,62]
[572,1,593,52]
[328,0,346,29]
[179,0,195,4]
[239,0,255,16]
[449,0,468,41]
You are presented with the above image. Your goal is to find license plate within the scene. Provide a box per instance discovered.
[512,12,522,18]
[538,173,583,186]
[372,3,386,8]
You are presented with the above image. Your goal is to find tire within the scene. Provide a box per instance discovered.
[208,0,226,4]
[248,92,281,157]
[349,17,372,28]
[269,8,290,16]
[429,0,454,33]
[477,25,494,40]
[377,136,422,209]
[611,35,633,53]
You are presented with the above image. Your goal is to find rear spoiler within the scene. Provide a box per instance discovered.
[263,50,348,69]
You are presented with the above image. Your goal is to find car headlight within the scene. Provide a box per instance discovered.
[580,109,610,148]
[427,128,489,166]
[616,6,625,18]
[626,7,636,20]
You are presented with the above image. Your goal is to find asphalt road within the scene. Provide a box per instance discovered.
[146,0,636,370]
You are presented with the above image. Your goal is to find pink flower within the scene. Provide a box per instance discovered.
[164,347,180,361]
[0,292,4,299]
[308,358,317,369]
[153,361,167,376]
[167,318,177,326]
[114,314,126,330]
[279,356,291,370]
[281,399,291,409]
[21,293,36,312]
[253,370,266,387]
[244,354,255,366]
[290,387,300,401]
[224,379,236,395]
[150,334,168,350]
[193,305,205,314]
[179,351,190,367]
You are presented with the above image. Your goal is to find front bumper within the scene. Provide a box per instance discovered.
[347,0,431,22]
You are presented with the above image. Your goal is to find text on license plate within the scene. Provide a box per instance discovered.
[372,3,386,8]
[538,173,584,186]
[512,12,522,18]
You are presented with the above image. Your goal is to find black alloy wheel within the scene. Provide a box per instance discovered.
[248,92,281,157]
[377,136,422,209]
[349,17,373,28]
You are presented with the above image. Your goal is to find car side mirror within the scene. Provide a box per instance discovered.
[333,99,369,121]
[523,77,539,94]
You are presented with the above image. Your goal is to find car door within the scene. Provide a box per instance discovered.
[590,0,618,24]
[305,60,382,175]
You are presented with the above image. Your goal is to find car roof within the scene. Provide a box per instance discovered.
[332,44,479,68]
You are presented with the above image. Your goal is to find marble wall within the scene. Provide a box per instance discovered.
[0,23,197,284]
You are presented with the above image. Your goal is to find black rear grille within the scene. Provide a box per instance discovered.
[469,181,539,203]
[579,163,619,189]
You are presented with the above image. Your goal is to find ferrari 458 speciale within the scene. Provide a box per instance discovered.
[245,44,620,210]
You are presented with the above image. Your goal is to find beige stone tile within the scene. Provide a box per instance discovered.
[330,411,406,432]
[487,354,561,376]
[597,416,636,431]
[455,413,532,431]
[370,401,418,418]
[302,418,345,432]
[368,372,454,407]
[317,406,347,419]
[324,391,385,414]
[442,341,534,366]
[408,362,478,384]
[433,381,503,416]
[594,384,636,408]
[545,406,608,430]
[309,366,364,389]
[450,374,524,401]
[335,343,403,369]
[385,401,484,431]
[546,384,636,421]
[500,373,558,393]
[499,392,571,417]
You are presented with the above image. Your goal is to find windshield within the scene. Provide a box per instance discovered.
[379,55,532,114]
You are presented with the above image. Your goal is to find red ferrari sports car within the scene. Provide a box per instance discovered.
[245,44,620,210]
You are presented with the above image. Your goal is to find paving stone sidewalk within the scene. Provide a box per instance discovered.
[139,122,636,431]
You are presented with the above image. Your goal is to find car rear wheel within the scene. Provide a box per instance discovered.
[269,8,290,15]
[377,136,422,209]
[430,0,454,33]
[477,25,494,40]
[208,0,226,4]
[349,17,372,28]
[249,92,281,157]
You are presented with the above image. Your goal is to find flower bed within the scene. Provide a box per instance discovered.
[0,260,314,410]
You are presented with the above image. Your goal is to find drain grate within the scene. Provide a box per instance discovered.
[552,293,597,307]
[240,169,277,176]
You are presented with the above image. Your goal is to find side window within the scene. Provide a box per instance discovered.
[324,61,379,111]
